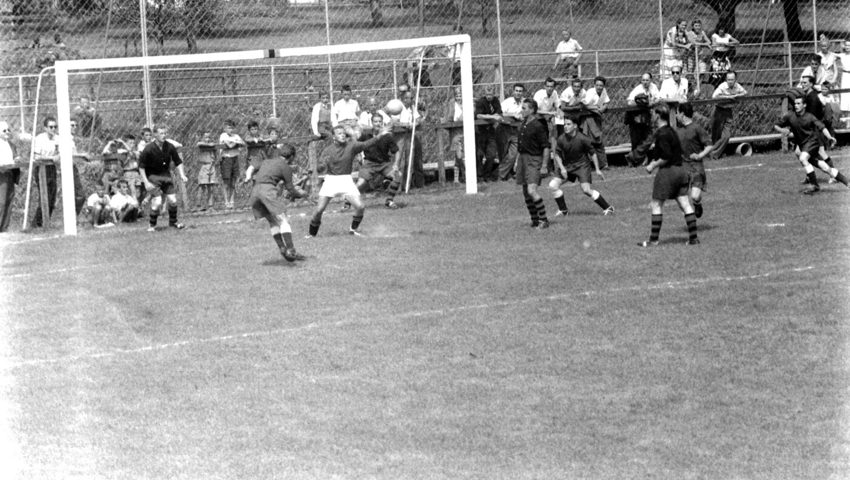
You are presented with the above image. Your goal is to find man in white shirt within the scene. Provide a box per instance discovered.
[659,67,690,103]
[533,77,561,172]
[0,121,21,232]
[553,30,582,76]
[500,83,526,180]
[710,70,747,160]
[582,76,611,169]
[358,97,391,132]
[331,85,361,130]
[32,116,62,227]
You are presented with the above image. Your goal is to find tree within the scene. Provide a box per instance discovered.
[698,0,806,41]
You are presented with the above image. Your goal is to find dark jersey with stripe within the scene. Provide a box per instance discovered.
[320,136,383,175]
[776,111,825,147]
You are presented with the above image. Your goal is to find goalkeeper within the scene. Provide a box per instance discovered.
[247,143,306,261]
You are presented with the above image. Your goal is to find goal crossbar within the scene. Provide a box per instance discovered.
[53,34,477,236]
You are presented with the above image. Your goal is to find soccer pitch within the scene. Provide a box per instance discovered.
[2,150,849,479]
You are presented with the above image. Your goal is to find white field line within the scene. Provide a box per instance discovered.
[3,264,818,369]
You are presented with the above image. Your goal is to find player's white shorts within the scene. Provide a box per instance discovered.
[318,174,360,198]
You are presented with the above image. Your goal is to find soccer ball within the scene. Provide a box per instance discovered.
[385,99,405,116]
[282,247,298,262]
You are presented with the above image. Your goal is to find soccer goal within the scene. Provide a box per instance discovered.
[51,34,477,236]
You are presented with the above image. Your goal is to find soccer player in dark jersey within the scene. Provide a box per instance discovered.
[773,95,846,194]
[355,113,401,209]
[139,125,189,231]
[676,103,713,218]
[306,125,391,237]
[548,115,613,218]
[639,103,699,247]
[514,99,551,229]
[247,144,306,261]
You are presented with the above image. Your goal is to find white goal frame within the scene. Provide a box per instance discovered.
[53,34,477,236]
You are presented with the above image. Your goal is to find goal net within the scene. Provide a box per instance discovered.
[50,34,477,236]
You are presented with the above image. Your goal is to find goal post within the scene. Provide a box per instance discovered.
[53,34,477,236]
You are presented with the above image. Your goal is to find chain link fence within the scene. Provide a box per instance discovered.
[0,0,848,227]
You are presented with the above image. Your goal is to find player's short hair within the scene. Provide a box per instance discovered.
[593,76,607,86]
[247,120,259,129]
[123,133,135,141]
[224,119,235,127]
[692,19,702,26]
[521,98,537,113]
[544,77,556,86]
[571,76,583,87]
[141,127,152,134]
[371,112,384,122]
[117,179,129,188]
[153,125,168,134]
[678,102,694,118]
[725,70,737,79]
[341,84,352,92]
[512,83,526,92]
[43,116,56,127]
[810,54,822,63]
[279,143,295,158]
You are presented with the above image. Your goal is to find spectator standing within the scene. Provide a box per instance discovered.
[31,116,61,227]
[72,95,100,137]
[195,131,218,211]
[394,90,426,189]
[139,125,189,231]
[711,26,739,62]
[331,85,361,132]
[219,119,244,209]
[474,85,504,182]
[709,71,747,160]
[581,76,611,170]
[358,97,390,132]
[0,121,21,232]
[838,39,850,117]
[818,38,838,87]
[515,99,551,229]
[625,73,660,167]
[121,134,143,205]
[553,30,583,77]
[659,67,690,103]
[533,77,561,137]
[664,20,689,76]
[442,87,466,181]
[687,19,712,81]
[244,120,267,180]
[500,83,526,181]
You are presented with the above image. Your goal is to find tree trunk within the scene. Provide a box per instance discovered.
[782,0,804,41]
[370,0,383,27]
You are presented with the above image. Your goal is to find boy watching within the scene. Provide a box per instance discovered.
[219,119,244,209]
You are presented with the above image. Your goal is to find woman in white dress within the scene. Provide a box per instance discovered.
[837,39,850,117]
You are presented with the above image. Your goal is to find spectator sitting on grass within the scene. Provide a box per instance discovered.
[109,179,139,223]
[85,184,115,228]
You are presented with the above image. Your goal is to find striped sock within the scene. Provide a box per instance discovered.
[650,214,662,242]
[685,213,698,241]
[525,195,538,225]
[149,213,158,228]
[534,198,547,222]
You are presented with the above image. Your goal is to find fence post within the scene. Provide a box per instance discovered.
[392,60,398,98]
[270,65,277,118]
[781,96,789,152]
[786,41,794,87]
[18,76,25,129]
[594,51,599,78]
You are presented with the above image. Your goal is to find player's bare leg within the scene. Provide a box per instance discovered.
[346,194,366,235]
[548,177,569,217]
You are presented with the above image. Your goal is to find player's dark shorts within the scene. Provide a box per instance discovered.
[220,155,240,181]
[685,161,707,190]
[515,153,543,186]
[148,174,176,196]
[249,183,287,219]
[556,161,593,184]
[358,160,397,185]
[652,165,690,200]
[794,139,825,162]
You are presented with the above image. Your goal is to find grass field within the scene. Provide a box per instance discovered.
[2,148,850,479]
